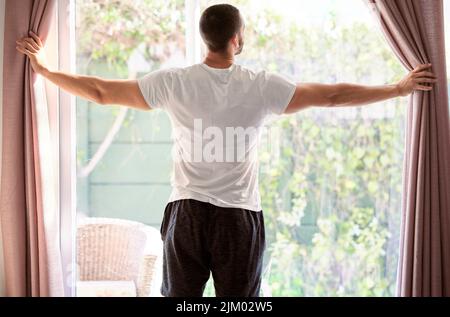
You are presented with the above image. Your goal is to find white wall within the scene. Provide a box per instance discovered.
[0,0,6,297]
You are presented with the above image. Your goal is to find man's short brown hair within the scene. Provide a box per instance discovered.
[199,4,243,53]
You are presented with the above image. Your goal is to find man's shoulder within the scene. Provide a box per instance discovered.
[167,64,206,77]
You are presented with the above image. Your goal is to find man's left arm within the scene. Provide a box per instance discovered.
[284,63,437,114]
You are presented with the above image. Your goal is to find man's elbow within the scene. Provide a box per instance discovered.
[321,93,337,108]
[324,97,337,108]
[327,83,348,107]
[96,90,107,105]
[93,81,108,105]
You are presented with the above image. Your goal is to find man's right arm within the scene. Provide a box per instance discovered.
[41,70,150,111]
[284,64,436,114]
[16,31,150,111]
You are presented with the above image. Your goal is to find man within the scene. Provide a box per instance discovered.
[16,4,436,297]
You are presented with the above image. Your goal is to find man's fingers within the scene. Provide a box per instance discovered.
[22,38,40,51]
[16,38,39,51]
[16,41,36,54]
[413,63,432,73]
[20,41,38,54]
[29,31,43,47]
[414,71,436,78]
[415,78,438,83]
[16,45,32,55]
[16,45,33,56]
[415,85,433,91]
[16,45,26,54]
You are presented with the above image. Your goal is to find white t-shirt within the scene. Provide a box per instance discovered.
[137,63,296,211]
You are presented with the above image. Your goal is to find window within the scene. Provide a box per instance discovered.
[74,0,406,296]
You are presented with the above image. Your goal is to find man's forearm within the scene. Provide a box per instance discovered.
[331,83,401,107]
[42,68,104,104]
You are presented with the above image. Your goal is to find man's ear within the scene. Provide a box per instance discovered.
[230,34,239,50]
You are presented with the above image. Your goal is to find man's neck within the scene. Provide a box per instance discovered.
[203,50,234,69]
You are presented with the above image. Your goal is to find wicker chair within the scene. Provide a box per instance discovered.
[76,217,159,297]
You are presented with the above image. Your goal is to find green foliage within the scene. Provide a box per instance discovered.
[76,0,185,75]
[259,110,402,296]
[241,2,404,296]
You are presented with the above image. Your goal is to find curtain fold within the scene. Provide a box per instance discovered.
[0,0,5,297]
[365,0,450,296]
[0,0,63,296]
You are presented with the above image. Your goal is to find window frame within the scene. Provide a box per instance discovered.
[58,0,77,297]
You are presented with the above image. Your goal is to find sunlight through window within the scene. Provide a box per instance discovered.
[75,0,406,297]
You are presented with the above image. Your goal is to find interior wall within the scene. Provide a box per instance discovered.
[0,0,6,297]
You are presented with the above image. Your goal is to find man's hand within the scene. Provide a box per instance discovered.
[16,31,49,75]
[396,63,437,97]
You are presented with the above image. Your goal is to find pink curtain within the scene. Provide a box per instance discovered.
[365,0,450,296]
[1,0,63,296]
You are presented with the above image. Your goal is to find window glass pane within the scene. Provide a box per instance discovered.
[203,0,404,297]
[74,0,409,297]
[75,0,185,297]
